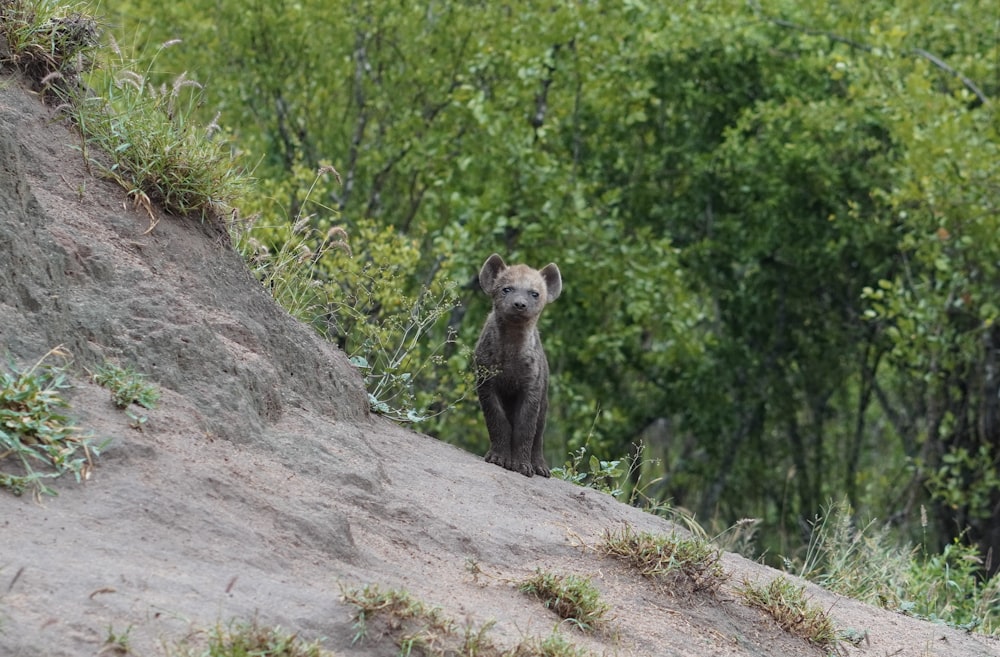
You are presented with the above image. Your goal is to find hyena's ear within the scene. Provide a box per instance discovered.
[540,263,562,302]
[479,253,507,293]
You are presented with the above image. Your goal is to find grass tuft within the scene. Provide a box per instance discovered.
[72,40,248,225]
[0,0,99,92]
[0,346,99,498]
[92,361,159,409]
[736,576,838,647]
[343,584,594,657]
[518,569,609,632]
[168,620,331,657]
[600,523,726,593]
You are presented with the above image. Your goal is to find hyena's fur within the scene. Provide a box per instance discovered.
[474,253,561,477]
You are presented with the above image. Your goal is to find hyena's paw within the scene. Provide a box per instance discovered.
[514,461,535,478]
[533,461,551,478]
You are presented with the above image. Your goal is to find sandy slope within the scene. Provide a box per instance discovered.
[0,73,998,657]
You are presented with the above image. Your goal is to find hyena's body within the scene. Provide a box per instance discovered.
[474,253,562,477]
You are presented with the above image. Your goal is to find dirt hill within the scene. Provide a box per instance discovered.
[0,72,998,657]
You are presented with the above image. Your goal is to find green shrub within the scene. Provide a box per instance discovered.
[794,499,1000,633]
[72,38,247,226]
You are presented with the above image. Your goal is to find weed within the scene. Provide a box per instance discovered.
[343,584,593,657]
[100,625,134,656]
[736,576,838,647]
[344,276,466,423]
[92,361,160,410]
[0,0,99,91]
[233,168,471,425]
[518,569,609,632]
[168,620,331,657]
[599,523,726,593]
[0,346,99,498]
[552,441,668,513]
[902,537,1000,632]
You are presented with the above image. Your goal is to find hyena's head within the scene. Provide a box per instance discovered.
[479,253,561,325]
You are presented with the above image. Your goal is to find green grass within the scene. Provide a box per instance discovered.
[0,347,99,497]
[92,361,159,409]
[343,584,594,657]
[599,523,726,593]
[518,569,609,632]
[736,576,838,648]
[168,621,331,657]
[793,498,1000,633]
[72,39,248,226]
[0,0,98,91]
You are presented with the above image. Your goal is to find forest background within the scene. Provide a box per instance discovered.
[96,0,1000,573]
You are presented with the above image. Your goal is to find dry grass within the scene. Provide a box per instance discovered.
[600,522,726,593]
[736,576,838,648]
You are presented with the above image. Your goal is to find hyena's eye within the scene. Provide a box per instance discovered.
[502,287,513,294]
[530,291,540,298]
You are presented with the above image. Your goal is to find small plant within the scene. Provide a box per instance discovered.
[736,576,838,647]
[233,169,472,425]
[792,499,1000,633]
[168,620,332,657]
[92,361,159,409]
[342,584,593,657]
[552,446,627,498]
[101,625,134,656]
[518,569,609,632]
[0,347,98,497]
[599,523,726,593]
[552,441,669,513]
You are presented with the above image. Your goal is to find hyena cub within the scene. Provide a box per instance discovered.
[474,253,562,477]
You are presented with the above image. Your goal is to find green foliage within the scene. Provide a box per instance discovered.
[232,165,474,424]
[92,361,160,409]
[518,569,609,632]
[552,447,629,499]
[736,576,838,647]
[600,523,726,593]
[169,620,331,657]
[903,539,1000,632]
[0,347,97,497]
[552,443,670,513]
